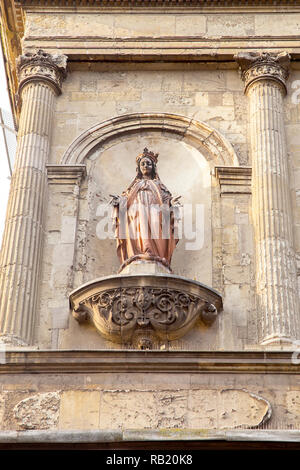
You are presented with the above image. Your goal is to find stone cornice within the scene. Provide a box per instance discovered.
[3,0,300,125]
[214,166,252,195]
[235,51,290,95]
[0,429,300,448]
[19,0,300,7]
[0,0,24,122]
[21,39,300,66]
[17,49,68,96]
[0,350,299,374]
[46,164,87,185]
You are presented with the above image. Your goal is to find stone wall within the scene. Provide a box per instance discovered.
[0,351,299,433]
[36,64,255,350]
[0,385,277,431]
[50,66,248,166]
[0,2,300,445]
[286,71,300,291]
[22,10,300,54]
[30,31,299,350]
[2,7,300,350]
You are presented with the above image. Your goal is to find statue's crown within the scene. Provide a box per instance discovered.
[136,148,159,165]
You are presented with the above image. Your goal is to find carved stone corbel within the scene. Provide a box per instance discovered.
[70,274,223,349]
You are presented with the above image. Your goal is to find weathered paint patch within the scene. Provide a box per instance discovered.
[13,392,60,430]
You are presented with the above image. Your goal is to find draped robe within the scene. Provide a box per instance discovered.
[114,177,179,269]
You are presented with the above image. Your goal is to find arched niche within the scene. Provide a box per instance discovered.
[62,113,240,288]
[61,112,239,168]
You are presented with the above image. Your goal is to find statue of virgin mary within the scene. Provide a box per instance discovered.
[110,148,181,272]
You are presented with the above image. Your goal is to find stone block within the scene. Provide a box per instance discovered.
[161,73,184,92]
[51,329,59,349]
[52,243,75,266]
[218,389,270,429]
[51,124,78,148]
[194,106,235,122]
[206,14,255,37]
[99,391,157,430]
[195,92,209,107]
[61,216,77,244]
[221,200,235,225]
[239,224,254,254]
[209,93,223,106]
[164,93,194,106]
[155,391,187,428]
[96,73,132,92]
[188,390,218,428]
[223,265,251,285]
[25,13,65,36]
[286,124,300,147]
[225,132,246,144]
[114,14,176,38]
[26,12,115,37]
[63,74,80,92]
[188,388,270,429]
[0,393,6,426]
[70,92,101,102]
[225,71,245,92]
[235,212,249,225]
[222,225,239,246]
[50,304,70,330]
[223,92,234,106]
[121,71,161,91]
[255,13,300,36]
[59,391,100,430]
[183,71,226,92]
[223,284,250,327]
[293,169,300,190]
[80,80,97,92]
[175,15,206,36]
[284,391,300,425]
[47,230,61,245]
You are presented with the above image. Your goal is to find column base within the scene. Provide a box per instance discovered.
[260,334,296,349]
[0,334,30,348]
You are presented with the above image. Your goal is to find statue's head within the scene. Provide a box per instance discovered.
[136,148,158,179]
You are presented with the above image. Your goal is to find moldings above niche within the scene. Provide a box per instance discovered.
[46,164,86,185]
[215,166,252,195]
[61,113,239,168]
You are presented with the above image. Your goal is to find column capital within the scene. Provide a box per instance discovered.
[17,49,68,96]
[235,51,290,95]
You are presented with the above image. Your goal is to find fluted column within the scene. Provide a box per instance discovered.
[0,50,67,345]
[236,52,299,345]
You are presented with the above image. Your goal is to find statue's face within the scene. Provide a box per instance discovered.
[139,157,153,177]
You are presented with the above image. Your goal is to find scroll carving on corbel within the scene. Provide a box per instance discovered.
[71,278,223,348]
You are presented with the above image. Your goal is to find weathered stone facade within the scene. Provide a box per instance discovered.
[0,0,300,448]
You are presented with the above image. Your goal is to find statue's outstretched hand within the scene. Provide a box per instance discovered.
[170,195,182,207]
[109,194,120,207]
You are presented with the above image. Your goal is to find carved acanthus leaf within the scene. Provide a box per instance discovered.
[235,51,290,94]
[17,49,67,95]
